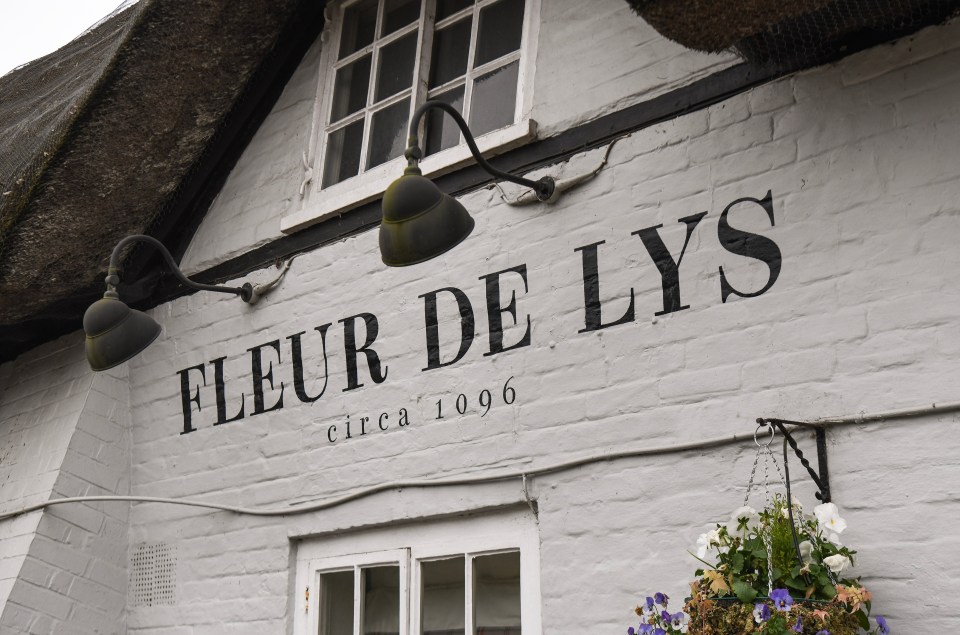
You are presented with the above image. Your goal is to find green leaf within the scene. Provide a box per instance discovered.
[822,584,837,599]
[732,579,758,603]
[730,552,744,573]
[785,576,806,590]
[856,609,870,630]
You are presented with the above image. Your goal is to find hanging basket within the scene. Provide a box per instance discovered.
[625,0,960,69]
[626,423,891,635]
[684,592,863,635]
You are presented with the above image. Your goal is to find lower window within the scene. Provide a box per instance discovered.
[295,509,541,635]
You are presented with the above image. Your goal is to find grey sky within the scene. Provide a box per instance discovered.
[0,0,129,78]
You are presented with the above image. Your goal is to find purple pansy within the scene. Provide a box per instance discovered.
[770,588,794,612]
[638,624,653,634]
[876,616,890,634]
[627,628,635,635]
[654,592,668,606]
[792,616,803,632]
[816,631,831,635]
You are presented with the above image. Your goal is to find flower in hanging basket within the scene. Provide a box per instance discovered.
[628,495,892,635]
[681,495,892,634]
[628,593,689,634]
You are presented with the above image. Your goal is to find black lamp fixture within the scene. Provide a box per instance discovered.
[379,100,555,267]
[83,235,259,371]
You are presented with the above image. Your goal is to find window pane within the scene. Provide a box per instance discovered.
[425,87,464,156]
[437,0,473,21]
[474,0,524,67]
[331,55,372,122]
[340,0,379,59]
[421,558,465,635]
[323,120,365,187]
[474,553,521,635]
[319,571,355,635]
[376,33,418,102]
[368,98,411,169]
[363,566,400,635]
[429,19,471,88]
[382,0,421,36]
[468,61,518,136]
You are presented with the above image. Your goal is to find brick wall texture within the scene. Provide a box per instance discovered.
[0,339,130,633]
[2,2,960,634]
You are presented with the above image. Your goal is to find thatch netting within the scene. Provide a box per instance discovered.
[0,2,143,243]
[626,0,960,68]
[0,0,310,328]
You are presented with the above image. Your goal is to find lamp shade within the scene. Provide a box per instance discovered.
[379,167,475,266]
[83,293,162,371]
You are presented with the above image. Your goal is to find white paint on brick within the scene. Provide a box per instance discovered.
[0,335,131,633]
[94,18,960,633]
[3,11,960,635]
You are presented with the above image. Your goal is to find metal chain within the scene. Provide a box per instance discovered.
[762,448,775,595]
[746,424,778,595]
[745,423,774,503]
[765,444,789,490]
[743,447,762,505]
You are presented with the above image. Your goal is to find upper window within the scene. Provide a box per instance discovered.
[318,0,531,189]
[294,509,542,635]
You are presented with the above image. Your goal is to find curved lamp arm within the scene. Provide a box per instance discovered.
[404,100,555,201]
[105,235,254,303]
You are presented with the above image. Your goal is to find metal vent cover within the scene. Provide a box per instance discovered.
[130,542,176,606]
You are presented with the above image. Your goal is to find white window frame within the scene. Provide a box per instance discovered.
[282,0,542,235]
[294,509,542,635]
[305,548,410,635]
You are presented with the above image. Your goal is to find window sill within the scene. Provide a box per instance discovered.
[280,118,538,235]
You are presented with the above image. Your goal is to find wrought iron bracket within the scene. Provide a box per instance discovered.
[756,418,831,503]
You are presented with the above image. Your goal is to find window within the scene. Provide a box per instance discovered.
[295,509,542,635]
[284,0,539,233]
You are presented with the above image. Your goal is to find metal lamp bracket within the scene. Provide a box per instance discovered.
[756,417,831,503]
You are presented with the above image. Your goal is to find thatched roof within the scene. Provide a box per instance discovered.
[627,0,960,69]
[0,0,324,362]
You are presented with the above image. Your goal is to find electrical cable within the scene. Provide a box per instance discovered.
[495,134,626,205]
[1,400,958,523]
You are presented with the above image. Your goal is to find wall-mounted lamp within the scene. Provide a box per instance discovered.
[379,101,555,267]
[83,235,263,371]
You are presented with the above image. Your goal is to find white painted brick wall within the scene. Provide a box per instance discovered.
[3,12,960,635]
[0,336,93,615]
[103,18,960,634]
[0,337,131,634]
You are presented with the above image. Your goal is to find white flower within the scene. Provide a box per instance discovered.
[670,612,690,633]
[696,529,722,558]
[798,540,813,565]
[728,505,759,531]
[813,502,847,534]
[828,532,843,547]
[753,603,770,624]
[781,498,803,519]
[823,554,852,574]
